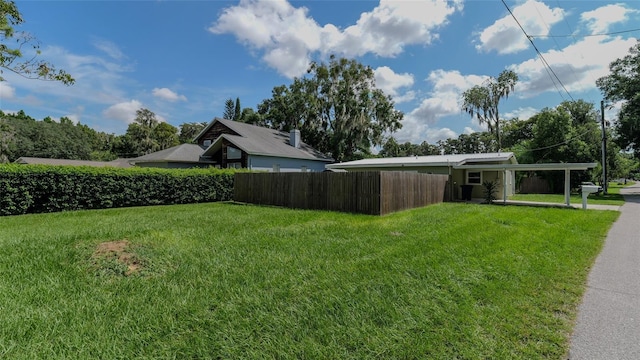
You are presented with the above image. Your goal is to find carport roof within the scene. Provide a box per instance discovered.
[453,162,597,171]
[325,152,516,169]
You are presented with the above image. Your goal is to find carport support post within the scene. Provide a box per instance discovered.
[503,169,507,205]
[564,169,571,206]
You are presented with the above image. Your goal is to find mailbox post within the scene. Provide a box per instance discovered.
[581,185,600,210]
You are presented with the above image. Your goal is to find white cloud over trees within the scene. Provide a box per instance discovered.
[152,88,187,102]
[475,0,564,55]
[210,0,463,78]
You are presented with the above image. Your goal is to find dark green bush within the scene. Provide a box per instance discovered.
[482,180,499,204]
[0,164,236,216]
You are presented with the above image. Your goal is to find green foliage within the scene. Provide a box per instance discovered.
[597,40,640,158]
[222,98,235,120]
[379,137,439,157]
[437,132,496,155]
[233,97,241,121]
[152,122,179,150]
[0,116,14,162]
[0,164,235,216]
[482,180,498,204]
[1,111,108,162]
[178,122,207,144]
[238,107,264,125]
[461,70,518,150]
[610,153,639,180]
[120,108,179,157]
[521,103,602,191]
[259,56,403,161]
[0,0,74,84]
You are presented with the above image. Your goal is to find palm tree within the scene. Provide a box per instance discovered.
[461,69,518,151]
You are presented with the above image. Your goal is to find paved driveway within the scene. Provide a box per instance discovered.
[569,183,640,359]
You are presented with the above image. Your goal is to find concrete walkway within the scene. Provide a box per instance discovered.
[569,182,640,359]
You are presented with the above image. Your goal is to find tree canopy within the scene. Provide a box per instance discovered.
[597,40,640,159]
[259,56,403,161]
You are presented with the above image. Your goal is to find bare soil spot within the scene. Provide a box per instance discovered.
[92,240,142,276]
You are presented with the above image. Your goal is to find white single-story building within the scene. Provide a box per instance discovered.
[325,153,597,204]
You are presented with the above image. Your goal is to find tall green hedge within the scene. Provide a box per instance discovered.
[0,165,236,216]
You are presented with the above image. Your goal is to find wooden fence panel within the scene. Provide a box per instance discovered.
[234,171,447,215]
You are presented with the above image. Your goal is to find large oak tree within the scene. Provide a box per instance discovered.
[259,56,403,162]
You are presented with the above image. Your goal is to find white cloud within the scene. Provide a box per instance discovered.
[3,45,132,106]
[504,106,537,120]
[152,87,187,102]
[581,4,637,34]
[394,112,457,144]
[408,70,486,125]
[0,82,15,100]
[476,0,564,55]
[463,127,476,134]
[93,39,126,60]
[513,36,638,97]
[210,0,463,78]
[393,69,498,144]
[331,0,463,58]
[210,0,321,77]
[374,66,414,103]
[103,100,143,124]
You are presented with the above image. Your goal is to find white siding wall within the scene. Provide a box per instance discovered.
[248,155,328,172]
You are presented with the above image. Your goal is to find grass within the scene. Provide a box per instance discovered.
[0,202,619,359]
[510,181,635,206]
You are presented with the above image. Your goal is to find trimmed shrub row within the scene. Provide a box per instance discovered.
[0,164,236,216]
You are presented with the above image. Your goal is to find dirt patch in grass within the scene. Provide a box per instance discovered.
[92,240,142,276]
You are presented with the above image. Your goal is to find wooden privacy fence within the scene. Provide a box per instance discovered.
[519,176,552,194]
[234,171,449,215]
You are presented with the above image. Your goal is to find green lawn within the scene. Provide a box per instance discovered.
[510,181,635,206]
[0,202,619,359]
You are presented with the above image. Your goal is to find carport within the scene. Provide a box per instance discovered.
[453,162,598,206]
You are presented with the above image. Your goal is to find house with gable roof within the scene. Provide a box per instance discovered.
[130,118,333,171]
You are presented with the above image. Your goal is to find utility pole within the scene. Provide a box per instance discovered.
[601,100,608,194]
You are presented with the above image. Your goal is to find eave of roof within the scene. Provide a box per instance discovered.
[129,144,205,164]
[454,163,597,171]
[325,152,515,169]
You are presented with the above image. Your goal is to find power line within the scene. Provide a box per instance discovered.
[528,28,640,38]
[530,1,580,102]
[500,0,574,102]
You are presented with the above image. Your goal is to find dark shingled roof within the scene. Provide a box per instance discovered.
[200,118,333,162]
[129,144,206,164]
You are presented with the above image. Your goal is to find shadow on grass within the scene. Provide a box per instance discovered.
[589,193,625,203]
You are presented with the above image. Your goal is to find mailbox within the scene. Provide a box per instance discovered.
[580,185,600,209]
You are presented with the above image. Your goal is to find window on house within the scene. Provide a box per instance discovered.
[227,162,241,169]
[272,164,280,173]
[467,171,482,185]
[227,146,241,160]
[203,139,212,147]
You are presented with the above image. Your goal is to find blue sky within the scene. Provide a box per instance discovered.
[1,0,638,145]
